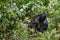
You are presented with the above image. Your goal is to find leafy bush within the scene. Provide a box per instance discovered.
[0,0,60,40]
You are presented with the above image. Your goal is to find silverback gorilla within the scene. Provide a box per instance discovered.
[28,12,48,33]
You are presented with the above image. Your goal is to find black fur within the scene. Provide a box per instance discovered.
[28,12,48,32]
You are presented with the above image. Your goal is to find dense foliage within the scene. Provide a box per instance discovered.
[0,0,60,40]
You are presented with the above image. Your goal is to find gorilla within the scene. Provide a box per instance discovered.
[28,12,48,33]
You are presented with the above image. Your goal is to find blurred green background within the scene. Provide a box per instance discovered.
[0,0,60,40]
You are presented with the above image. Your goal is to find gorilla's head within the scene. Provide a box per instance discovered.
[33,12,46,23]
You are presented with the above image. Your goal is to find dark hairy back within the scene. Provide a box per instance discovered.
[28,12,48,33]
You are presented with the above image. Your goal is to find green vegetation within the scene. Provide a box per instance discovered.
[0,0,60,40]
